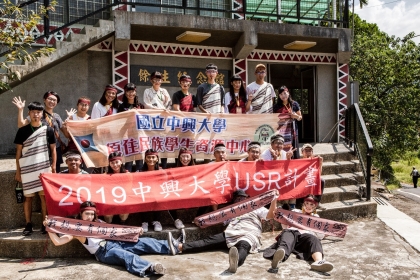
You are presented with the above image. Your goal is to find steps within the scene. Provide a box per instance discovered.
[0,143,377,258]
[5,20,114,88]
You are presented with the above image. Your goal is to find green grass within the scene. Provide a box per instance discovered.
[389,158,420,190]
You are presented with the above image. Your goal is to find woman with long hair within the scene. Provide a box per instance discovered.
[43,201,184,277]
[224,75,251,114]
[118,83,145,172]
[103,152,129,224]
[273,86,302,159]
[91,84,119,119]
[64,96,91,152]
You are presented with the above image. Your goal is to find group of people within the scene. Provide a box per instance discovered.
[12,62,331,276]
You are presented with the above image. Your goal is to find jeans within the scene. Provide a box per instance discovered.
[95,237,170,277]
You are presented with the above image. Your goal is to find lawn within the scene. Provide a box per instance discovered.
[388,158,420,190]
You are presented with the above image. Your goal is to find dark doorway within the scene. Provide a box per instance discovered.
[268,64,316,143]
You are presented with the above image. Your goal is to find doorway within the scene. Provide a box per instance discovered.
[268,64,316,143]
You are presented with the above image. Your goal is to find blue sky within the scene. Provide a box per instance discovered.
[354,0,420,44]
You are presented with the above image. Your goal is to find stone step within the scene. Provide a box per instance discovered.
[317,198,377,221]
[319,152,357,162]
[323,172,365,188]
[321,185,361,203]
[322,160,361,175]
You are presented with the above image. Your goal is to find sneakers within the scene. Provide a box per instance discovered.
[22,222,33,236]
[141,222,149,233]
[316,203,326,210]
[174,219,185,229]
[228,246,239,273]
[271,248,285,269]
[167,232,178,255]
[311,260,334,272]
[41,224,47,234]
[152,262,166,275]
[152,221,162,232]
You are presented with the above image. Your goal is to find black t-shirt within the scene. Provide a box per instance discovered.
[172,90,197,112]
[14,124,56,146]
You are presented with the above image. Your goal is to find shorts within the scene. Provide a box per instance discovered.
[24,190,45,198]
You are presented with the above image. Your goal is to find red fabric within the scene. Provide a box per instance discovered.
[180,94,194,112]
[228,98,247,114]
[104,106,114,116]
[40,159,321,216]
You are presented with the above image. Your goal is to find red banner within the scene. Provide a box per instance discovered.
[40,159,321,216]
[194,190,277,228]
[274,208,348,238]
[45,215,142,242]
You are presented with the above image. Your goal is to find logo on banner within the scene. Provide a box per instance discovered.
[73,134,100,153]
[254,124,275,145]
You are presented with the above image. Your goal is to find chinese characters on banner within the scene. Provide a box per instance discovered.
[273,208,348,238]
[40,159,321,217]
[194,190,277,228]
[132,65,230,87]
[66,109,280,167]
[45,215,142,242]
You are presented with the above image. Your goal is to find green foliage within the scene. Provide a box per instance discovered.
[0,0,56,91]
[350,13,420,170]
[391,157,420,185]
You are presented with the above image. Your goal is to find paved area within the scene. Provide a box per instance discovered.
[1,213,420,280]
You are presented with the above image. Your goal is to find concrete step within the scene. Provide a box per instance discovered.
[320,152,357,162]
[323,172,365,188]
[321,185,361,203]
[317,198,377,221]
[322,160,361,175]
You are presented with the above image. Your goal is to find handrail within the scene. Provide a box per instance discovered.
[345,103,374,200]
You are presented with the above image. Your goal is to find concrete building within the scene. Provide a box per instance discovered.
[0,0,351,154]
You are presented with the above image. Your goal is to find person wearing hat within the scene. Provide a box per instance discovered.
[172,75,197,112]
[410,166,419,188]
[60,151,89,174]
[261,134,295,161]
[246,64,276,114]
[196,63,225,114]
[143,71,171,169]
[300,144,326,210]
[239,141,263,162]
[169,189,280,273]
[263,194,334,273]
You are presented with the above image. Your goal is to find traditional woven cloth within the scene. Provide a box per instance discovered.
[249,82,273,114]
[19,126,51,195]
[202,84,223,113]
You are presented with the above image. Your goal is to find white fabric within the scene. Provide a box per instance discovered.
[225,207,269,253]
[246,82,275,114]
[82,237,105,254]
[91,102,117,119]
[202,84,223,113]
[143,87,172,109]
[19,126,51,195]
[282,209,325,240]
[224,92,239,113]
[260,149,287,161]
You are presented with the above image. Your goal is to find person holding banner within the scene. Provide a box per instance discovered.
[14,101,57,236]
[143,72,171,169]
[43,201,177,277]
[273,86,302,159]
[196,63,225,114]
[169,189,279,274]
[103,152,130,225]
[91,85,119,119]
[60,151,88,174]
[118,83,145,172]
[264,195,334,273]
[239,141,263,162]
[246,64,276,114]
[172,75,196,112]
[224,75,251,114]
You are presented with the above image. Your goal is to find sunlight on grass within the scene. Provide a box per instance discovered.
[391,158,420,188]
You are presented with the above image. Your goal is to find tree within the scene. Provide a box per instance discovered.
[0,0,55,91]
[349,13,420,174]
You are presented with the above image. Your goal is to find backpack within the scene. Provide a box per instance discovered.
[413,170,419,177]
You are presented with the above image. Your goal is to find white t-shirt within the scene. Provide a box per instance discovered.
[91,102,118,119]
[261,149,287,161]
[246,82,276,98]
[143,87,172,109]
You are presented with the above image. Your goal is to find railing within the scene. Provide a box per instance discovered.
[345,103,374,200]
[10,0,349,44]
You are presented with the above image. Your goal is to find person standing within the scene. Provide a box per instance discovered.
[246,64,275,114]
[91,85,119,119]
[143,72,172,169]
[14,102,56,235]
[224,75,250,114]
[410,167,419,188]
[196,63,225,114]
[172,75,196,112]
[60,151,89,174]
